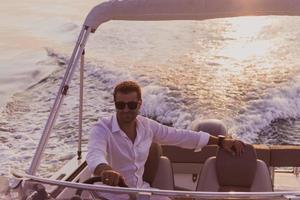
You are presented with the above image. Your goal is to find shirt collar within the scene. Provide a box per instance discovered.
[111,113,141,134]
[112,113,121,133]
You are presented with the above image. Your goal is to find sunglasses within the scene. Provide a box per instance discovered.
[115,101,139,110]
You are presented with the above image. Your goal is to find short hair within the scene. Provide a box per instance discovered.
[113,81,142,101]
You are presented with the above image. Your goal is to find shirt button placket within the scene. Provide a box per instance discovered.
[132,144,139,187]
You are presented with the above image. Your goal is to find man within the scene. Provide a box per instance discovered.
[87,81,244,192]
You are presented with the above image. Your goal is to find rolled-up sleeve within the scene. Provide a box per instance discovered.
[150,119,210,152]
[86,124,109,174]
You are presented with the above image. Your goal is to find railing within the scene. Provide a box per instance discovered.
[15,173,300,200]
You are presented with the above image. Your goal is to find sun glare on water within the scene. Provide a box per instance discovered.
[189,16,285,120]
[220,16,274,62]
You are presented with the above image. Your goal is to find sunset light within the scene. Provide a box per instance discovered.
[2,0,300,199]
[220,16,273,61]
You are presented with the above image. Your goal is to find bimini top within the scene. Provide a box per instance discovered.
[84,0,300,32]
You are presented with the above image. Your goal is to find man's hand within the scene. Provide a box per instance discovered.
[208,135,245,156]
[100,170,127,187]
[94,164,128,187]
[222,139,245,156]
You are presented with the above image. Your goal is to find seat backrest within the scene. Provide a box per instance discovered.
[143,143,162,186]
[197,144,272,192]
[143,143,174,189]
[191,119,227,136]
[216,144,257,191]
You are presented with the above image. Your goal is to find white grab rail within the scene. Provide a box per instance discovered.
[14,172,300,200]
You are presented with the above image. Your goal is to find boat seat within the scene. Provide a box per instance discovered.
[162,119,227,163]
[196,144,272,192]
[143,143,174,190]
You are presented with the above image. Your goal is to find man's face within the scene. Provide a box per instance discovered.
[115,91,142,124]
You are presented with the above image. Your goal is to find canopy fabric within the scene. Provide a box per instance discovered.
[84,0,300,32]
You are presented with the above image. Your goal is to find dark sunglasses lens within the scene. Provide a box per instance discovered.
[115,102,126,110]
[127,102,138,110]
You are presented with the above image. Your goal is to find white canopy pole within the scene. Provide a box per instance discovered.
[78,49,85,160]
[28,27,91,175]
[84,0,300,32]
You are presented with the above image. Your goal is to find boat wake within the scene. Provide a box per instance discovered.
[228,75,300,143]
[1,49,300,177]
[0,50,193,176]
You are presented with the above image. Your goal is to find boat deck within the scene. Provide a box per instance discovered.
[274,172,300,191]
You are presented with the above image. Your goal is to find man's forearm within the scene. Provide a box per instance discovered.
[94,163,113,176]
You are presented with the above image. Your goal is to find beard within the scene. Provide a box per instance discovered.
[117,110,138,124]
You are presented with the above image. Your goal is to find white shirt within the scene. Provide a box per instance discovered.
[86,114,210,188]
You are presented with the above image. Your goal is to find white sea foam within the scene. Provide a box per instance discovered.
[141,84,193,128]
[228,76,300,142]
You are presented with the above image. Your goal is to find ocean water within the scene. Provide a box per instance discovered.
[1,0,300,179]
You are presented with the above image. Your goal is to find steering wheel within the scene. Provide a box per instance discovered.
[71,176,127,199]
